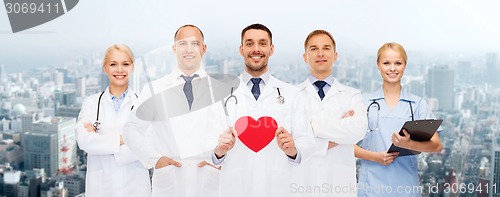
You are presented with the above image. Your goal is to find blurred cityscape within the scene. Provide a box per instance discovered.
[0,46,499,197]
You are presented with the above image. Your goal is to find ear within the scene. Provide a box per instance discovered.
[303,52,308,64]
[269,44,274,56]
[333,51,338,63]
[172,44,176,53]
[102,64,108,75]
[239,45,244,56]
[202,44,207,55]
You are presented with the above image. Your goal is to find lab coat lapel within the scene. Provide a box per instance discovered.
[257,76,278,102]
[299,79,322,102]
[322,80,343,102]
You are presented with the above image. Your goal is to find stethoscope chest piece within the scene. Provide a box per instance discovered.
[276,87,285,104]
[277,95,284,104]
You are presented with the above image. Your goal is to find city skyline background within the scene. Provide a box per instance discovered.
[1,0,500,73]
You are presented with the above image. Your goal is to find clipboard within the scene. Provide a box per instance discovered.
[387,119,443,156]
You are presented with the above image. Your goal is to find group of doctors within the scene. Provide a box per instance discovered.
[76,23,443,197]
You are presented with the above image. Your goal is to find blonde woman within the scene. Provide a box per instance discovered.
[76,44,151,197]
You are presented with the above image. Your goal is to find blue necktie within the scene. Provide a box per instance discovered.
[251,78,262,100]
[314,80,327,100]
[181,74,198,110]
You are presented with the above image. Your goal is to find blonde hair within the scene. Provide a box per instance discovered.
[103,44,134,65]
[376,42,407,64]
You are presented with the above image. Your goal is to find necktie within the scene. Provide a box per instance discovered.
[314,80,327,100]
[251,78,262,100]
[181,74,198,110]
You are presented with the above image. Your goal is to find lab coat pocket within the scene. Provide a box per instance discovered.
[270,166,292,196]
[85,169,106,196]
[220,168,243,196]
[200,165,221,197]
[152,165,178,195]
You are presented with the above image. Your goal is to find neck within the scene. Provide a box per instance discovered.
[312,71,331,81]
[179,66,200,76]
[382,82,401,98]
[109,84,128,97]
[246,67,267,78]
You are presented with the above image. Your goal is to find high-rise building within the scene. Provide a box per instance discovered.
[427,65,455,111]
[486,53,498,86]
[75,78,86,97]
[24,117,77,177]
[490,136,500,197]
[63,175,85,197]
[3,170,21,197]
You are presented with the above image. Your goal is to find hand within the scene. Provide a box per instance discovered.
[391,129,411,149]
[375,152,399,166]
[276,127,297,158]
[214,128,237,158]
[197,160,222,170]
[155,156,181,169]
[119,135,124,145]
[341,109,355,118]
[328,141,338,149]
[84,123,96,132]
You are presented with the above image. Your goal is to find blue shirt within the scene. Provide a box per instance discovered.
[358,87,442,197]
[110,89,128,112]
[308,74,334,95]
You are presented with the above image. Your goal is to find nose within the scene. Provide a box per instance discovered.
[117,64,124,72]
[317,49,324,57]
[389,64,396,71]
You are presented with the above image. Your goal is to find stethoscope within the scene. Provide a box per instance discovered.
[93,91,137,131]
[366,99,414,132]
[222,87,285,127]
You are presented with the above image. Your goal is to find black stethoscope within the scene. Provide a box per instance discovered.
[222,87,284,126]
[93,91,137,131]
[366,99,414,132]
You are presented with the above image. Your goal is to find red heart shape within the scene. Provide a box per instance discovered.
[235,116,278,153]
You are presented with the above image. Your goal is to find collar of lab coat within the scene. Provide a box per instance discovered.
[298,77,347,102]
[368,86,417,103]
[237,72,281,101]
[103,86,137,110]
[171,66,208,83]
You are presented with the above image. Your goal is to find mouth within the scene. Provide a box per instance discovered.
[113,75,127,79]
[249,54,264,61]
[184,55,195,59]
[315,59,327,63]
[386,73,399,78]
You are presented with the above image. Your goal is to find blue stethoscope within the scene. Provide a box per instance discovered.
[366,99,414,132]
[93,91,137,131]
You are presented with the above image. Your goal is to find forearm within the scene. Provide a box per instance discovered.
[403,134,442,153]
[354,145,378,162]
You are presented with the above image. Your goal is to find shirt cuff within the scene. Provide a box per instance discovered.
[212,153,226,165]
[287,150,301,166]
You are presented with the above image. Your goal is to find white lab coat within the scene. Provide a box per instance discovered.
[76,87,151,197]
[292,79,367,197]
[123,67,225,197]
[216,74,315,197]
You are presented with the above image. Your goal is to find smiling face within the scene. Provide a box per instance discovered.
[103,49,134,88]
[303,34,337,78]
[240,29,274,77]
[173,26,206,75]
[377,48,406,84]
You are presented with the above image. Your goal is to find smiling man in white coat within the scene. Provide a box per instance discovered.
[294,30,367,197]
[123,24,225,197]
[212,23,315,197]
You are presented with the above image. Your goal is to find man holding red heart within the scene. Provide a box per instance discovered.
[212,23,315,197]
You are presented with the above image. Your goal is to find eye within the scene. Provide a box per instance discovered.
[192,41,200,46]
[310,47,317,51]
[383,62,390,65]
[110,63,117,67]
[395,62,402,65]
[259,42,267,46]
[324,47,331,50]
[245,42,253,47]
[178,42,187,46]
[123,63,130,66]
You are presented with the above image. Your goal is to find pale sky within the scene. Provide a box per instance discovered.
[1,0,499,71]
